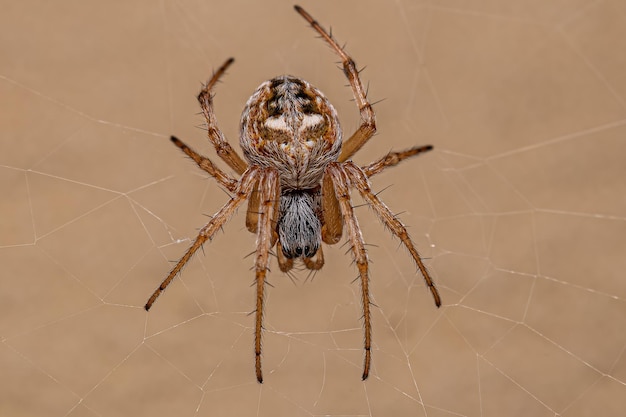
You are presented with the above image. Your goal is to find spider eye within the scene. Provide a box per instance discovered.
[295,247,303,256]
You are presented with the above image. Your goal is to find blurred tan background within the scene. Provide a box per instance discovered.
[2,1,626,416]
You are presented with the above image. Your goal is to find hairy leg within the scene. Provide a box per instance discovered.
[325,162,373,379]
[344,162,441,307]
[253,168,281,383]
[145,166,260,310]
[295,6,376,163]
[197,58,248,175]
[170,136,238,192]
[321,170,343,244]
[362,145,433,178]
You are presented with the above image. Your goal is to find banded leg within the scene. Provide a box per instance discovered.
[295,6,376,162]
[245,183,260,233]
[145,167,260,310]
[197,58,248,175]
[321,169,343,244]
[170,136,238,192]
[325,162,373,380]
[344,162,441,307]
[254,168,281,383]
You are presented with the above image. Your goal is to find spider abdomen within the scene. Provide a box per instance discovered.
[240,76,342,190]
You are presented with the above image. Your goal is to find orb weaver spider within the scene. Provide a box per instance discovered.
[145,5,441,383]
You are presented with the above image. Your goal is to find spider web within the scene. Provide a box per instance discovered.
[2,1,626,416]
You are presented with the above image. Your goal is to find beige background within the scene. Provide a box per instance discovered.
[2,1,626,416]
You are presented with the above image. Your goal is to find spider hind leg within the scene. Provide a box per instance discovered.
[144,167,260,311]
[344,162,441,307]
[324,162,373,379]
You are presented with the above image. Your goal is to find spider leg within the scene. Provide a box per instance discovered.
[294,6,376,162]
[325,162,373,380]
[198,58,248,175]
[362,145,433,178]
[144,166,260,311]
[253,168,281,383]
[321,170,343,244]
[170,136,238,192]
[245,184,260,233]
[343,162,442,307]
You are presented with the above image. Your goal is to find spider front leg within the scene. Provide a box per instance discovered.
[325,163,373,380]
[197,58,248,175]
[144,167,259,311]
[295,6,376,162]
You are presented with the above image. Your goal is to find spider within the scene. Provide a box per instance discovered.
[145,5,441,383]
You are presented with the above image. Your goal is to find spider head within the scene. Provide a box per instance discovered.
[278,191,321,259]
[240,76,342,189]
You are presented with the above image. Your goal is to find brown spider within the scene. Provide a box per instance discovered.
[145,5,441,383]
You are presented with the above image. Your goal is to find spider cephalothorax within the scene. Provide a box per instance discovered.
[145,5,441,383]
